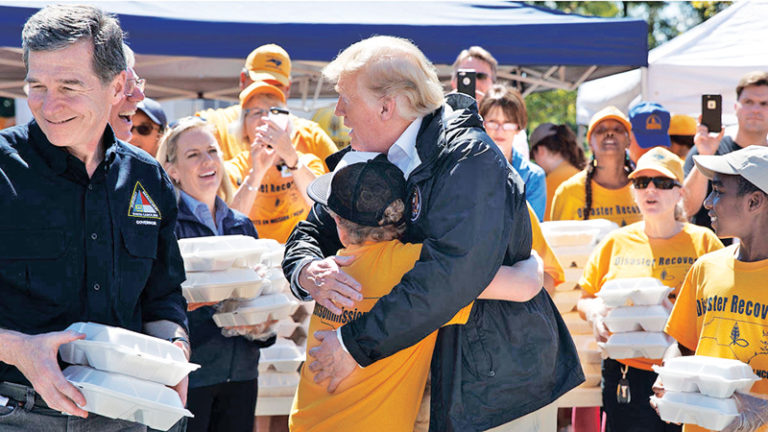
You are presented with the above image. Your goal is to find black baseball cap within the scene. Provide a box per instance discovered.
[307,152,407,227]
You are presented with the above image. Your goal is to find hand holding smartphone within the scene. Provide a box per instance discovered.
[268,107,290,131]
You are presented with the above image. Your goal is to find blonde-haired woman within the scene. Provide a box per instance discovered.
[157,117,276,432]
[576,147,722,432]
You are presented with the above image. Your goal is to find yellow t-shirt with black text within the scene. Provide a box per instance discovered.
[666,246,768,432]
[530,203,565,287]
[580,222,723,371]
[544,162,580,222]
[289,241,473,432]
[549,170,641,226]
[226,151,326,243]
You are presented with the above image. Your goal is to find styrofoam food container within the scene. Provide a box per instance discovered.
[213,293,298,327]
[64,366,192,431]
[651,391,738,431]
[553,288,581,314]
[572,334,602,364]
[596,277,672,307]
[551,244,595,269]
[562,312,592,335]
[258,340,305,373]
[179,235,281,271]
[652,356,760,398]
[261,268,289,295]
[582,362,601,387]
[604,305,669,333]
[258,371,300,397]
[540,219,619,247]
[60,322,199,386]
[182,268,263,303]
[598,332,673,359]
[260,245,286,268]
[563,267,584,284]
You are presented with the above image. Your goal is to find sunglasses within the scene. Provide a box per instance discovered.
[631,176,681,190]
[476,72,490,80]
[131,123,159,136]
[484,120,518,131]
[244,107,270,119]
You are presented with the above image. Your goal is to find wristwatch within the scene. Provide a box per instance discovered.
[168,336,190,346]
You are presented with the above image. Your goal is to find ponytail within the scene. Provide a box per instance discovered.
[583,156,596,220]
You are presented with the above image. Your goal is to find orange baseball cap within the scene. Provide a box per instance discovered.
[668,114,697,136]
[239,81,286,106]
[628,147,684,183]
[587,106,631,142]
[245,44,291,87]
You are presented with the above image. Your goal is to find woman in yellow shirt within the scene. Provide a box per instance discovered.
[549,106,641,227]
[529,123,586,221]
[577,147,723,432]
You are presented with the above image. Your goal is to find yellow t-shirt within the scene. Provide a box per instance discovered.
[226,151,326,243]
[290,241,473,432]
[666,246,768,432]
[544,162,580,222]
[580,222,723,371]
[529,203,565,287]
[197,105,338,169]
[549,170,641,227]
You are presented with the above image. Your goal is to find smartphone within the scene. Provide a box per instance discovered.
[269,106,290,131]
[457,69,476,98]
[701,94,722,133]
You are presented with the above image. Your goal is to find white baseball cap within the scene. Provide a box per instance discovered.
[693,145,768,194]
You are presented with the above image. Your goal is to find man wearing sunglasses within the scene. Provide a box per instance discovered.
[107,44,145,142]
[128,97,167,158]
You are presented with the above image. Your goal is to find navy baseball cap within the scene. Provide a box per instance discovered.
[629,102,671,149]
[307,152,406,227]
[136,97,168,129]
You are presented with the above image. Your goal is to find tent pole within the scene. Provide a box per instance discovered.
[640,67,648,100]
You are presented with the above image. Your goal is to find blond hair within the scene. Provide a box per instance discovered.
[323,36,443,120]
[156,117,235,203]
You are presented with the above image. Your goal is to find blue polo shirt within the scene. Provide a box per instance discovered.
[0,121,188,387]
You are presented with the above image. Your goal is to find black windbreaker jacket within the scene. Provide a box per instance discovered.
[282,94,584,431]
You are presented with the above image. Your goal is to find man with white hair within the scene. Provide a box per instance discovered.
[108,44,146,142]
[283,35,583,431]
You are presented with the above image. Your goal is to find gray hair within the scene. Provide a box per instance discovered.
[323,36,444,120]
[22,4,126,84]
[230,91,285,147]
[123,43,135,69]
[452,46,498,81]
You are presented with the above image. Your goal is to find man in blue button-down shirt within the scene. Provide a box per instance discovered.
[0,5,188,431]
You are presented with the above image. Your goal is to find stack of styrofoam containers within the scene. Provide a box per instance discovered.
[59,322,198,431]
[541,219,619,391]
[596,277,675,359]
[178,235,311,410]
[651,356,760,430]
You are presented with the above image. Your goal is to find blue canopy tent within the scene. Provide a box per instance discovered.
[0,1,647,101]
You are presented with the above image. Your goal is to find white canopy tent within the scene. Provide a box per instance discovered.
[577,1,768,126]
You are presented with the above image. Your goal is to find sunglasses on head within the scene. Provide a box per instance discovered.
[631,176,681,190]
[131,123,158,136]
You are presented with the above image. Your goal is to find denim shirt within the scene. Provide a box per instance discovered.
[511,149,547,221]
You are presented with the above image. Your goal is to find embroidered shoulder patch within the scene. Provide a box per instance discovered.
[128,181,162,219]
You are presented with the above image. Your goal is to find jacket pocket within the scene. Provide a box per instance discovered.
[118,226,158,309]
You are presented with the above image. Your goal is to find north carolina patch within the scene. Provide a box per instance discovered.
[410,186,422,222]
[128,181,161,219]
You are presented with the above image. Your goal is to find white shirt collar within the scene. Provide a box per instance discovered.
[387,117,423,178]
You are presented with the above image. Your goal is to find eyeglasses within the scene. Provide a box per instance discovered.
[244,107,269,119]
[131,123,158,136]
[593,125,627,136]
[631,176,681,190]
[125,77,146,97]
[484,120,518,132]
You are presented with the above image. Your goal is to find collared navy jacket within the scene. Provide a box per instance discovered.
[283,94,584,431]
[0,121,188,387]
[174,196,275,388]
